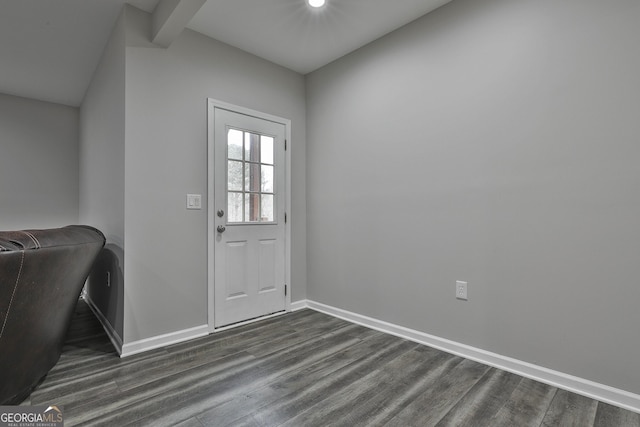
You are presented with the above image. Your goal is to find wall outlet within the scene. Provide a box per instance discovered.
[456,280,468,300]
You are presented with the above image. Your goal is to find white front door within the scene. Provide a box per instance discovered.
[210,104,287,328]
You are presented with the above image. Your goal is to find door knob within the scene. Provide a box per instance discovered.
[217,225,226,233]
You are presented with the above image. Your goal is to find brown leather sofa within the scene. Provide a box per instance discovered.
[0,225,105,405]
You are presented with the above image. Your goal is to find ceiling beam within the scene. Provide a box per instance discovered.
[151,0,206,48]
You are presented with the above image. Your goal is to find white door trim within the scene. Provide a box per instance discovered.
[207,98,292,332]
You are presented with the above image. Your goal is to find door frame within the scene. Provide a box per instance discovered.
[207,98,292,332]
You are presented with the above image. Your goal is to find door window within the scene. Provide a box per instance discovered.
[227,128,276,223]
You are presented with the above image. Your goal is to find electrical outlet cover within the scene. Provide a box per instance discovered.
[456,280,468,300]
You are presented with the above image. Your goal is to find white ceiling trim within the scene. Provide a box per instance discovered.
[152,0,207,48]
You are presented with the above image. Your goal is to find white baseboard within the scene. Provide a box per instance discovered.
[88,299,304,358]
[83,295,123,355]
[121,324,209,358]
[84,295,208,358]
[304,299,640,414]
[290,300,308,312]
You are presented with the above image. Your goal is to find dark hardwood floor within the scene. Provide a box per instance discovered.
[22,299,640,426]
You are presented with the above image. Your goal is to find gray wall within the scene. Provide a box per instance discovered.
[121,6,307,343]
[0,93,79,230]
[306,0,640,395]
[79,10,126,340]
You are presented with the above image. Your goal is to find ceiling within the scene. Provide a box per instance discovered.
[187,0,452,75]
[0,0,452,107]
[0,0,160,106]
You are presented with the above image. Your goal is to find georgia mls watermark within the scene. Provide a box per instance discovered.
[0,406,63,427]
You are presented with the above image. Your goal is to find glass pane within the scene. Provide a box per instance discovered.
[261,136,274,165]
[226,131,277,224]
[228,129,243,160]
[261,165,274,193]
[245,163,260,192]
[261,194,274,222]
[245,133,260,163]
[228,160,243,191]
[245,193,260,222]
[228,192,243,222]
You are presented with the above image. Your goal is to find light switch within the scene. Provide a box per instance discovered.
[187,194,202,210]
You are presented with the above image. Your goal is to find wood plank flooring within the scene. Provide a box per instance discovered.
[20,299,640,426]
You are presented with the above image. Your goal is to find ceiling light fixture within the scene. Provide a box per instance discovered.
[308,0,326,8]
